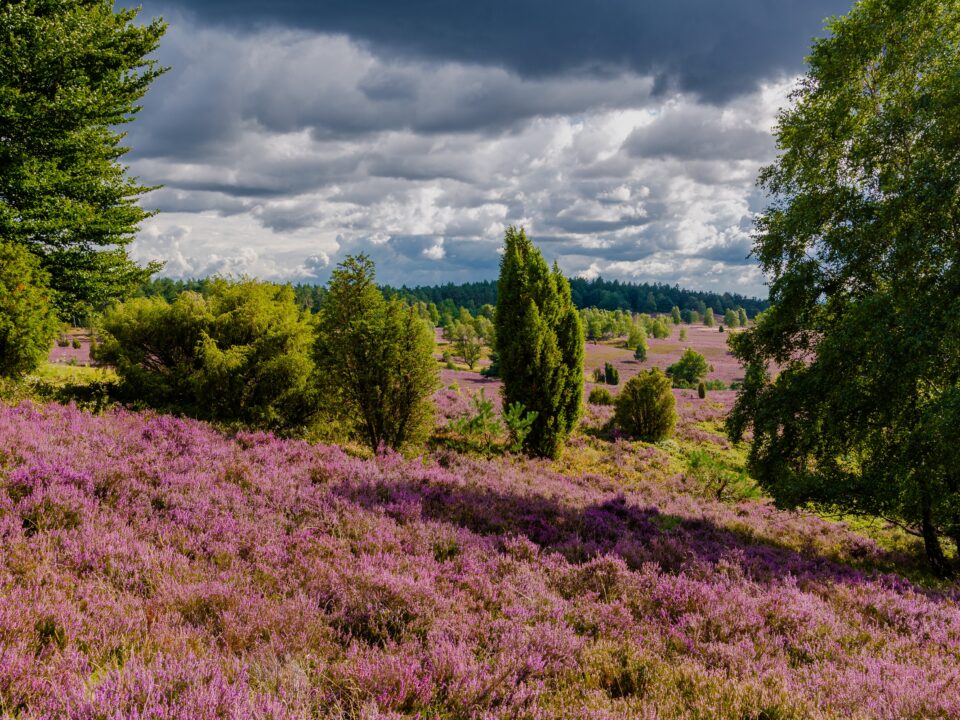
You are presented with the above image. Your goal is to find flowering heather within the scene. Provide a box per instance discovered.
[1,402,959,718]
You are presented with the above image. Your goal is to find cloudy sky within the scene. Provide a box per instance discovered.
[128,0,853,297]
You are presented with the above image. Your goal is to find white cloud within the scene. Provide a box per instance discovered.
[127,19,794,297]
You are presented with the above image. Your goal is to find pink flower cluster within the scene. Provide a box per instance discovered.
[0,402,958,718]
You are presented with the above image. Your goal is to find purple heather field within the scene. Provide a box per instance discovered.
[2,324,954,718]
[1,391,959,718]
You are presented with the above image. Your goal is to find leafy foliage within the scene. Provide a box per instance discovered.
[96,279,316,432]
[0,0,167,319]
[613,369,677,441]
[727,0,960,574]
[502,401,538,453]
[0,241,59,379]
[450,322,483,369]
[667,348,711,387]
[495,227,583,458]
[315,255,438,453]
[588,387,614,406]
[604,362,619,386]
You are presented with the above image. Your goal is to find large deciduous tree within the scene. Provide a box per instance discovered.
[495,226,583,458]
[0,0,167,320]
[727,0,960,575]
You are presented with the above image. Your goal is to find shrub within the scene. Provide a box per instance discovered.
[0,241,59,379]
[613,369,676,441]
[593,367,606,383]
[450,390,501,443]
[633,343,647,362]
[96,278,317,432]
[588,387,614,406]
[71,338,81,349]
[503,401,538,452]
[667,348,711,387]
[697,382,706,399]
[604,362,619,385]
[315,255,438,453]
[679,327,687,341]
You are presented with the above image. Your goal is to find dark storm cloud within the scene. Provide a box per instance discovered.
[143,0,850,102]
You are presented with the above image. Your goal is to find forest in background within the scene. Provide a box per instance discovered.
[139,275,769,318]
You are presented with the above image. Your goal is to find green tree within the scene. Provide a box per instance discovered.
[315,255,438,453]
[703,307,715,327]
[737,307,748,327]
[726,0,960,575]
[0,1,168,320]
[96,279,317,431]
[0,240,59,379]
[604,362,619,386]
[667,348,711,387]
[451,321,483,370]
[495,226,583,458]
[613,369,676,441]
[723,308,740,328]
[671,306,682,325]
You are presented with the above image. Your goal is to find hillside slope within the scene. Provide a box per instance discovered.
[0,402,958,718]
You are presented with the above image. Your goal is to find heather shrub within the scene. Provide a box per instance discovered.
[96,278,317,431]
[589,387,614,405]
[604,362,619,385]
[613,369,676,441]
[667,348,711,387]
[0,241,59,379]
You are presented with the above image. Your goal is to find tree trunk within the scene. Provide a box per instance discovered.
[921,504,951,578]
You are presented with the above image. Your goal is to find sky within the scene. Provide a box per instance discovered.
[127,0,854,297]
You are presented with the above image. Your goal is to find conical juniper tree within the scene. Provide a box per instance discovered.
[495,226,583,458]
[726,0,960,576]
[315,255,438,454]
[0,0,167,320]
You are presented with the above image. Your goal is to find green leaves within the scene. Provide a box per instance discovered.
[315,254,438,454]
[0,0,167,319]
[495,226,584,459]
[730,0,960,574]
[0,240,59,379]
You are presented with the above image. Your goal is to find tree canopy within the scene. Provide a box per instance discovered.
[727,0,960,574]
[0,0,167,320]
[315,255,438,454]
[495,227,583,458]
[0,240,59,379]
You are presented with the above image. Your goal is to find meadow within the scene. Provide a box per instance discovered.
[0,324,957,719]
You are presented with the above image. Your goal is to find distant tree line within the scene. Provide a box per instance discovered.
[139,275,768,320]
